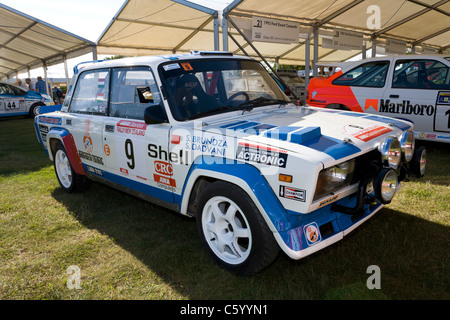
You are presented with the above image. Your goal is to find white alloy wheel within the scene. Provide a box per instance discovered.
[201,196,252,265]
[55,149,73,189]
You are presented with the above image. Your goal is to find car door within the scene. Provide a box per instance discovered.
[66,68,110,171]
[331,60,390,112]
[381,58,450,139]
[102,66,175,204]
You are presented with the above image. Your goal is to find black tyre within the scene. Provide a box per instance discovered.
[29,103,44,118]
[196,181,279,276]
[53,142,90,193]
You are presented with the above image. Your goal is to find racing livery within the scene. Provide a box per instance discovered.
[307,55,450,143]
[0,81,54,118]
[34,52,426,275]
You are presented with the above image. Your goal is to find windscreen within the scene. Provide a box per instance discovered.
[159,58,289,121]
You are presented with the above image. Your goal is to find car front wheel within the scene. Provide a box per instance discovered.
[53,142,90,193]
[196,181,279,276]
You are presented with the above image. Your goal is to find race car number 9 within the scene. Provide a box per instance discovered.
[125,139,135,169]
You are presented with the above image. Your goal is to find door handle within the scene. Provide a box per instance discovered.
[389,94,399,99]
[105,125,115,132]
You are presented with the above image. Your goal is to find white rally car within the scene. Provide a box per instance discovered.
[34,51,426,275]
[0,81,54,118]
[307,55,450,143]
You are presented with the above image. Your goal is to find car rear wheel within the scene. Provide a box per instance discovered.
[196,181,279,276]
[53,142,90,193]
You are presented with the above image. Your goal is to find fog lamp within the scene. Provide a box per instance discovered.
[374,169,398,204]
[379,137,401,169]
[400,131,415,162]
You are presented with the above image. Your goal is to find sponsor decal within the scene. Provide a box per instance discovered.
[437,92,450,105]
[185,134,227,156]
[83,135,93,153]
[163,63,180,71]
[180,62,193,71]
[86,165,103,176]
[39,116,62,125]
[153,174,176,187]
[236,142,288,168]
[303,222,321,246]
[103,144,111,156]
[343,124,392,142]
[117,120,147,136]
[364,98,379,111]
[378,99,434,116]
[352,125,392,142]
[38,124,49,142]
[78,151,104,165]
[318,194,339,208]
[148,144,189,165]
[279,185,306,202]
[154,161,173,176]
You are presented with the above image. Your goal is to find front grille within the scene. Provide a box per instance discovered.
[350,149,382,184]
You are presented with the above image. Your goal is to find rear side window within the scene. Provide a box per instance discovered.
[109,66,161,120]
[392,59,450,89]
[69,69,110,115]
[332,61,389,88]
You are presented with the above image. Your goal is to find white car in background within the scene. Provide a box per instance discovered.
[307,55,450,143]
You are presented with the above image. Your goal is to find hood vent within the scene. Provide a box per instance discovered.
[220,121,322,145]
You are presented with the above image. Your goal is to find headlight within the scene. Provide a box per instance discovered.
[400,130,415,162]
[374,168,398,204]
[379,137,401,169]
[314,160,355,200]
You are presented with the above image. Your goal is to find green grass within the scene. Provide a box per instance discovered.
[0,117,448,300]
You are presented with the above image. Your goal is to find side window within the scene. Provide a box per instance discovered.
[109,67,161,120]
[69,69,110,114]
[393,59,450,89]
[332,61,389,88]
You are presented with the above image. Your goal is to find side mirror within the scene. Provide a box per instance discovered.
[144,103,168,124]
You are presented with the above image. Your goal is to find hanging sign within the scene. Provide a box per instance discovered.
[322,29,363,51]
[251,16,299,44]
[385,39,406,55]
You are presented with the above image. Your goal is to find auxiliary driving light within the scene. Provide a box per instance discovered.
[379,137,401,169]
[374,169,398,204]
[400,130,415,162]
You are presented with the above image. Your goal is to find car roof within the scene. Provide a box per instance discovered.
[0,81,26,91]
[341,54,449,72]
[77,51,255,74]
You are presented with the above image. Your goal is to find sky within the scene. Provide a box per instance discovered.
[1,0,232,79]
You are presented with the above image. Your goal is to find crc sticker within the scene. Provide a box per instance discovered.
[279,185,306,202]
[303,222,321,246]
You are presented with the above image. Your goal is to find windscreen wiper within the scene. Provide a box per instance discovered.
[238,97,289,114]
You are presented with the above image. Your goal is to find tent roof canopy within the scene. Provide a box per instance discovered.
[224,0,450,64]
[0,3,95,79]
[97,0,219,57]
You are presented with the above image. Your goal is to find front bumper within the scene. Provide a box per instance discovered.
[275,187,388,260]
